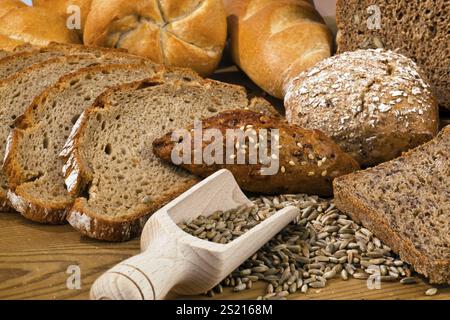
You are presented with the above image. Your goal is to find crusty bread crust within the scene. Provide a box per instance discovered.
[7,189,70,224]
[61,79,199,240]
[333,126,450,284]
[153,109,360,196]
[336,0,450,109]
[285,49,439,167]
[224,0,333,99]
[84,0,227,76]
[0,6,81,47]
[66,180,198,241]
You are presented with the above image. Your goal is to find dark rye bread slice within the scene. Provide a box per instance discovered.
[336,0,449,109]
[60,78,279,241]
[0,54,154,211]
[0,42,143,80]
[4,64,199,224]
[334,126,450,284]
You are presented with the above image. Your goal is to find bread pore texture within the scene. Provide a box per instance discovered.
[334,126,450,284]
[4,64,168,224]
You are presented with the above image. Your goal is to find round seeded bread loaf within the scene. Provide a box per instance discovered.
[285,49,439,167]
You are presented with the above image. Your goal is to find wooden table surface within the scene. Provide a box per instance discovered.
[1,212,448,300]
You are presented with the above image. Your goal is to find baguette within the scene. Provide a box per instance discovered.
[224,0,333,99]
[33,0,93,36]
[0,6,81,49]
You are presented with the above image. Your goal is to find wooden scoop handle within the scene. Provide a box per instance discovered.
[90,239,184,300]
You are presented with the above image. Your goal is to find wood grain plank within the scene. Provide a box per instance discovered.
[0,213,448,300]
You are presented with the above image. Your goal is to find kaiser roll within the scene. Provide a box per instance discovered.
[84,0,227,76]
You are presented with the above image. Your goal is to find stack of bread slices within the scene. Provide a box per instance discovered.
[0,42,283,241]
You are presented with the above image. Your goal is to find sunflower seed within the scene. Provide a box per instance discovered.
[353,272,369,280]
[425,288,438,296]
[400,277,418,284]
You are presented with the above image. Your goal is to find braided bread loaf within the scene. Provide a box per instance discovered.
[224,0,333,99]
[84,0,227,76]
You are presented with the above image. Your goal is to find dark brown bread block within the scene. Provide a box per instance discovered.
[336,0,449,109]
[334,126,450,284]
[153,109,360,196]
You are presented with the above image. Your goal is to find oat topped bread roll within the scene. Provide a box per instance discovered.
[224,0,333,99]
[0,6,81,48]
[33,0,93,36]
[285,49,439,167]
[84,0,227,76]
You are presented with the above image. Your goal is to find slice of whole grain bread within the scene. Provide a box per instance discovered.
[0,50,64,80]
[0,42,143,80]
[336,0,449,109]
[333,126,450,284]
[0,53,156,211]
[60,78,279,241]
[4,64,199,224]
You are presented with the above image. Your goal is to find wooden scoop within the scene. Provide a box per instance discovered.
[90,169,299,300]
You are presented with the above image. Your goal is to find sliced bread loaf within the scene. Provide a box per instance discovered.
[0,54,157,211]
[336,0,450,109]
[334,126,449,284]
[0,43,143,80]
[61,78,279,241]
[4,64,199,224]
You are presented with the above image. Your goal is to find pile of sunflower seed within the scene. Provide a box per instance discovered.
[178,204,271,244]
[180,194,420,300]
